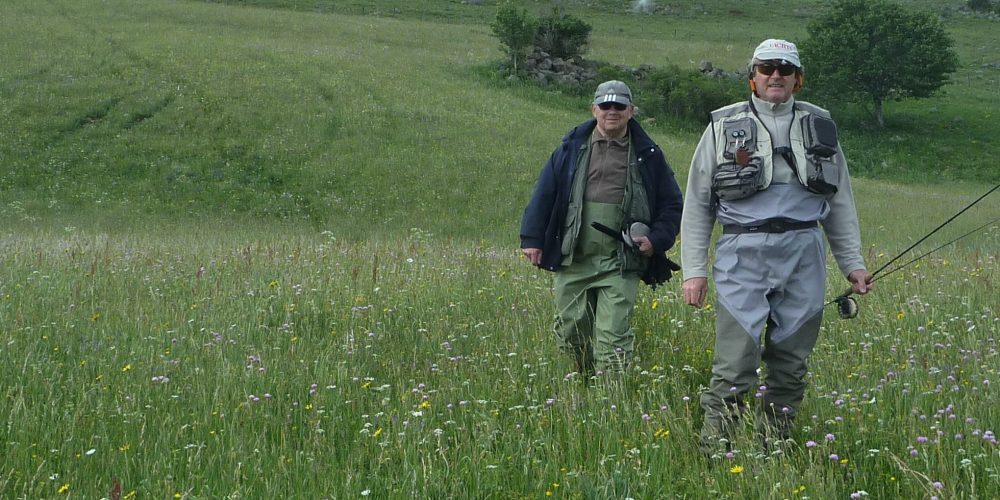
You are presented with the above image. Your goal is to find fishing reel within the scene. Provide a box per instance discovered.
[834,295,859,320]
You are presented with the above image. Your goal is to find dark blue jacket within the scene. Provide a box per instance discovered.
[520,118,683,272]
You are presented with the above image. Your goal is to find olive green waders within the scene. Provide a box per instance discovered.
[553,201,640,376]
[700,302,822,452]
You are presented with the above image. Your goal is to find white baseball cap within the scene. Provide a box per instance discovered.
[752,39,801,68]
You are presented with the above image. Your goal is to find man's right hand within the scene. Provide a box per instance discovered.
[522,248,542,266]
[682,277,708,308]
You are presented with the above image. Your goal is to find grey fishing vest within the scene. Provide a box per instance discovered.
[710,100,837,197]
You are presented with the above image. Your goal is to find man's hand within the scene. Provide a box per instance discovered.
[522,248,542,266]
[631,235,654,257]
[848,269,873,295]
[682,277,708,308]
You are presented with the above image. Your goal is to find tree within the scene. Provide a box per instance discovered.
[490,1,537,75]
[533,12,591,60]
[799,0,958,127]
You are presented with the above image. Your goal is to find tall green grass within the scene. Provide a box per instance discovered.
[1,222,997,497]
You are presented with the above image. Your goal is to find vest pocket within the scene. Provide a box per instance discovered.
[712,158,765,201]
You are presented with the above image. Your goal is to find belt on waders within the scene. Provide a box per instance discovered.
[722,218,817,235]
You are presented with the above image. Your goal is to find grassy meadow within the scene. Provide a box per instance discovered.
[1,0,999,498]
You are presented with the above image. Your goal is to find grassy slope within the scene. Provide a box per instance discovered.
[1,0,997,243]
[1,0,564,240]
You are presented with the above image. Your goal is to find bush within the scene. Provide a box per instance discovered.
[490,1,537,73]
[533,13,591,59]
[643,65,744,123]
[966,0,992,12]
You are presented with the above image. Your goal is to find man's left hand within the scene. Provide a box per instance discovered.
[632,235,654,257]
[848,269,873,295]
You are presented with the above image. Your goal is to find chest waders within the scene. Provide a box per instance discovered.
[700,100,836,455]
[552,139,642,376]
[553,202,639,376]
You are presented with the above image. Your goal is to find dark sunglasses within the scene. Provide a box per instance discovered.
[756,64,797,77]
[597,102,628,111]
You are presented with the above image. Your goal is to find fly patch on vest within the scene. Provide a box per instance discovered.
[712,117,765,201]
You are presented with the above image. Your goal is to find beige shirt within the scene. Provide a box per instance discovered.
[585,131,629,204]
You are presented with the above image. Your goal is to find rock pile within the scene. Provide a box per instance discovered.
[517,48,598,87]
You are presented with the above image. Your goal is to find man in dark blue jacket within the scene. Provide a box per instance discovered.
[520,80,683,377]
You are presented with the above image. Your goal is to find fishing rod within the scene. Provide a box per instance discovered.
[869,216,1000,285]
[830,182,1000,319]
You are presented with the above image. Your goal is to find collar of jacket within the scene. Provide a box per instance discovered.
[564,118,656,152]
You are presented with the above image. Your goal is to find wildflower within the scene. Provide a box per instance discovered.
[729,465,744,474]
[829,453,839,461]
[825,433,836,442]
[58,484,70,494]
[805,440,817,448]
[916,436,929,444]
[933,481,943,490]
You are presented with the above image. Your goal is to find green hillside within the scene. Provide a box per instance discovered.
[2,0,997,240]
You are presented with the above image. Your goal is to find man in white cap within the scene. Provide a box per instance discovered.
[680,39,873,453]
[521,80,683,378]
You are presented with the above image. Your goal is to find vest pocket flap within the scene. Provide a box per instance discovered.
[802,114,838,157]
